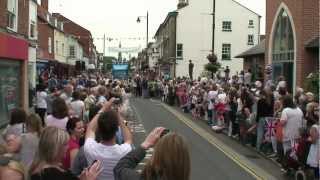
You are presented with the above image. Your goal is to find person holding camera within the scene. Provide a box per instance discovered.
[84,98,133,180]
[114,128,190,180]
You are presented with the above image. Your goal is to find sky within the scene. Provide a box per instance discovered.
[49,0,266,58]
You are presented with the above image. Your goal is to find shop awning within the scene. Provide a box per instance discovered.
[235,40,265,58]
[305,37,319,49]
[0,32,28,60]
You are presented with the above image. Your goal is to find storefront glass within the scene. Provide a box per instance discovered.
[0,60,21,127]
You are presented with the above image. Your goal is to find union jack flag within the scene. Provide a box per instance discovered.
[264,117,277,142]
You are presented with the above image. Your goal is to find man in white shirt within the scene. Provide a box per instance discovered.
[84,98,133,180]
[60,84,73,105]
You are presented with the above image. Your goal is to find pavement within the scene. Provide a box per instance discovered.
[129,97,288,180]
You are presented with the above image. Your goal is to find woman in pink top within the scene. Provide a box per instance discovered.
[63,117,84,169]
[45,98,69,130]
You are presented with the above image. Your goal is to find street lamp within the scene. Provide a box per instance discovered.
[137,11,149,71]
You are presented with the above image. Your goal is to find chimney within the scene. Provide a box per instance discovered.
[41,0,48,11]
[178,0,188,9]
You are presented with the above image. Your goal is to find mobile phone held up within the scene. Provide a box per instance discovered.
[113,98,122,105]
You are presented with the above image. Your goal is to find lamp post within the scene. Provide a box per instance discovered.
[212,0,216,53]
[137,11,149,71]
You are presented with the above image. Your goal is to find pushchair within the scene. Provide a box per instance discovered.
[282,131,314,180]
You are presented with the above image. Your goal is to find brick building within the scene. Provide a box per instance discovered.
[0,0,30,126]
[265,0,319,93]
[37,0,55,75]
[52,13,97,66]
[154,11,178,78]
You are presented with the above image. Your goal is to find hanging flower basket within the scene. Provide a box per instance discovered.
[207,53,217,63]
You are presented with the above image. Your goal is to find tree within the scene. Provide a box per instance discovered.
[204,53,221,78]
[305,72,319,99]
[102,56,117,73]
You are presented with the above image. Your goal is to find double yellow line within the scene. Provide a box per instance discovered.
[161,103,276,180]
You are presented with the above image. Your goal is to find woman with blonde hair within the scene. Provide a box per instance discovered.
[30,126,101,180]
[114,127,191,180]
[19,113,43,168]
[0,160,26,180]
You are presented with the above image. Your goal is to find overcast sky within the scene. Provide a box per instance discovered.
[49,0,265,58]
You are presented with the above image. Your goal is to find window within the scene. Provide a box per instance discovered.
[272,9,294,62]
[7,0,18,31]
[249,20,254,28]
[29,2,37,39]
[48,37,52,54]
[222,21,232,32]
[248,35,254,45]
[0,60,21,127]
[69,46,75,58]
[176,44,183,58]
[222,44,231,60]
[62,43,64,56]
[30,21,36,38]
[55,41,59,54]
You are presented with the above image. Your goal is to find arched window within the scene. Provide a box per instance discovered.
[272,9,294,62]
[272,8,295,92]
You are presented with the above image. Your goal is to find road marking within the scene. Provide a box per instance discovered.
[161,103,277,180]
[130,102,153,173]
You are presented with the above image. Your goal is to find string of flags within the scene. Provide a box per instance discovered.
[93,37,148,41]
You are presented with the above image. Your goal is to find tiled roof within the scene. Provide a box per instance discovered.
[235,40,265,58]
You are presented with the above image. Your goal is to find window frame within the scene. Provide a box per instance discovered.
[222,21,232,32]
[248,20,254,28]
[62,43,65,57]
[29,20,36,39]
[221,44,231,60]
[55,40,59,55]
[48,37,52,54]
[247,35,254,45]
[176,43,183,59]
[6,0,18,31]
[69,45,76,58]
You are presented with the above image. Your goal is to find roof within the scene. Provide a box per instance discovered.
[235,39,265,58]
[305,37,319,48]
[52,13,91,35]
[232,0,261,17]
[154,11,178,37]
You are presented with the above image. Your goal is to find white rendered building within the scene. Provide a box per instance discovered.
[175,0,260,78]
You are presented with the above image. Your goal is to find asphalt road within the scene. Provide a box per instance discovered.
[129,98,266,180]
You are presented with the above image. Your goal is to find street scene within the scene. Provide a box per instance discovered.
[0,0,319,180]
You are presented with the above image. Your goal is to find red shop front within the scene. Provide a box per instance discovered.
[0,32,28,127]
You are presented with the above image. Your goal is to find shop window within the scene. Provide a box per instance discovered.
[0,60,21,127]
